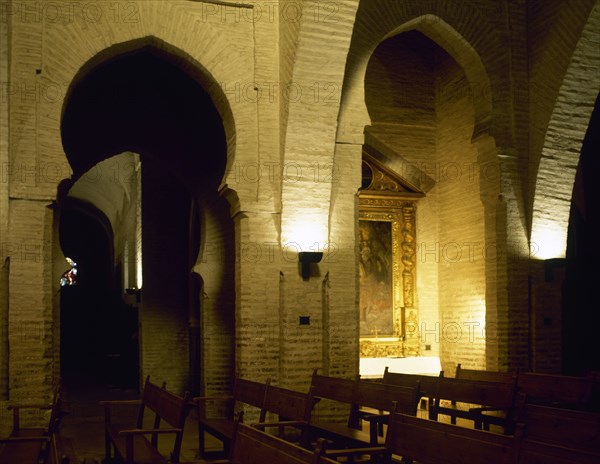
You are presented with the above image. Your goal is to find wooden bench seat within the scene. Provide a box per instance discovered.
[304,371,420,448]
[305,372,376,448]
[455,364,517,384]
[0,435,50,463]
[0,430,76,464]
[228,423,339,464]
[256,382,318,440]
[429,376,518,433]
[518,439,600,464]
[325,397,600,464]
[390,413,520,464]
[382,367,444,410]
[0,382,63,464]
[196,378,318,457]
[102,376,191,464]
[516,372,594,409]
[328,411,522,464]
[517,402,600,463]
[182,419,338,464]
[195,377,270,458]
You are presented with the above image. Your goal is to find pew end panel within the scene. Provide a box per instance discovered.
[103,376,191,464]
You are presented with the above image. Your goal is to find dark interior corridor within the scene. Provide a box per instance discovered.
[59,199,139,390]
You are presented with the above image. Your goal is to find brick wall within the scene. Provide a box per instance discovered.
[435,48,486,372]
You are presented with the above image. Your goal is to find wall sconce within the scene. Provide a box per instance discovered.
[299,252,323,280]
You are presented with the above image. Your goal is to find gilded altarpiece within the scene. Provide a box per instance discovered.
[359,156,422,358]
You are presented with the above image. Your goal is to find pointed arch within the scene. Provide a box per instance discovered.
[530,3,600,259]
[338,12,494,145]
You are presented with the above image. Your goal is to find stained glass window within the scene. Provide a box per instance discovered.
[60,257,78,287]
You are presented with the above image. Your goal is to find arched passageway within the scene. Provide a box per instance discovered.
[358,27,487,373]
[59,45,231,395]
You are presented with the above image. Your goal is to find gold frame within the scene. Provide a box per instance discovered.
[358,153,422,358]
[358,210,405,357]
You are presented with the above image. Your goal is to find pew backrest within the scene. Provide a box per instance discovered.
[455,364,516,384]
[259,383,315,422]
[310,373,356,405]
[517,372,593,407]
[429,376,518,433]
[229,423,339,464]
[382,367,442,399]
[353,380,420,416]
[518,440,600,464]
[386,412,520,464]
[306,371,420,446]
[519,403,600,454]
[433,377,517,409]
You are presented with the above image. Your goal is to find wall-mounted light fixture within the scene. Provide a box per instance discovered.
[298,251,323,280]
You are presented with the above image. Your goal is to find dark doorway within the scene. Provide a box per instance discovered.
[563,94,600,375]
[59,199,139,389]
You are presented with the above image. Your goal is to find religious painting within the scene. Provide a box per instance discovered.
[358,210,405,357]
[359,219,394,337]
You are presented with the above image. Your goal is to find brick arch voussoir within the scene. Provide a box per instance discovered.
[60,37,235,182]
[38,17,251,211]
[530,2,600,259]
[337,2,502,146]
[279,0,361,247]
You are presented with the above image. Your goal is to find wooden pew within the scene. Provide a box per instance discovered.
[328,411,521,464]
[0,436,50,464]
[202,420,338,464]
[0,383,63,464]
[4,431,80,464]
[455,364,516,384]
[7,382,63,436]
[230,423,338,464]
[429,376,518,433]
[305,371,420,447]
[102,376,191,464]
[258,382,317,440]
[516,403,600,463]
[517,372,594,409]
[382,367,443,410]
[194,377,270,458]
[328,403,600,464]
[518,441,600,464]
[351,379,420,441]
